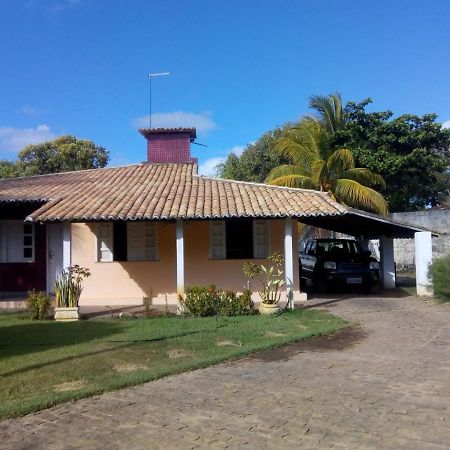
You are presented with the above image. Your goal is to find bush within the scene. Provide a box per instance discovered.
[431,253,450,302]
[181,286,255,317]
[219,289,255,316]
[26,290,51,320]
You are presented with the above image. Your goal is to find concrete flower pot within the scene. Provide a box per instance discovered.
[258,302,280,315]
[54,307,80,321]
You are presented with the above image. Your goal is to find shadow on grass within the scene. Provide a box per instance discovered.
[0,320,122,358]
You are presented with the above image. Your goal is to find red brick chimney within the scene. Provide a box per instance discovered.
[138,128,197,163]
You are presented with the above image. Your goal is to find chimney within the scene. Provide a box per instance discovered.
[138,128,197,163]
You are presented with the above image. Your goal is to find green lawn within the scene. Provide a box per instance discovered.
[0,309,347,419]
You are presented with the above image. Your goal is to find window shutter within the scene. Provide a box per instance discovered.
[210,221,226,259]
[253,220,269,259]
[97,223,113,262]
[127,222,158,261]
[144,222,158,260]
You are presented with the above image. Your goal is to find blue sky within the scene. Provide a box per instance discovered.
[0,0,449,175]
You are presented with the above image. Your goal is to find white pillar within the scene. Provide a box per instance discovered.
[380,236,395,289]
[176,219,185,312]
[415,231,433,296]
[62,222,71,269]
[284,217,294,309]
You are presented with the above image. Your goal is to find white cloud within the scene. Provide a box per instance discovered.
[443,120,450,129]
[133,111,218,134]
[199,157,226,176]
[18,105,47,117]
[198,144,247,176]
[0,124,56,154]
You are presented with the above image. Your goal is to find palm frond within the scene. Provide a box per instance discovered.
[342,168,386,188]
[334,179,389,215]
[310,159,326,185]
[266,165,309,182]
[267,174,318,190]
[275,137,316,169]
[326,148,355,175]
[309,93,343,133]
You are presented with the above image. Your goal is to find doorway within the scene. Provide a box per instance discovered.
[47,223,63,293]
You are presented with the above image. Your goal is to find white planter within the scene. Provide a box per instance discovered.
[54,307,80,321]
[258,303,280,315]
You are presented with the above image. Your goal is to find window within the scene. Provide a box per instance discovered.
[0,221,34,263]
[96,222,158,262]
[210,219,269,260]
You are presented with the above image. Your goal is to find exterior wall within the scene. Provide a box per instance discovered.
[73,219,300,306]
[147,133,194,163]
[0,223,46,292]
[391,211,450,270]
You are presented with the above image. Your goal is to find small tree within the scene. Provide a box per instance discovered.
[55,265,91,308]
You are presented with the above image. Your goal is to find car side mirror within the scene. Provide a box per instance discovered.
[364,250,372,257]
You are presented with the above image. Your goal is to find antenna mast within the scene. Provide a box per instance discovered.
[148,72,171,129]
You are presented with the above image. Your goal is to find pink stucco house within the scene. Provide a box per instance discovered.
[0,128,430,306]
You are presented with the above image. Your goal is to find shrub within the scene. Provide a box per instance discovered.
[431,253,450,302]
[26,290,51,320]
[181,286,255,317]
[182,286,219,316]
[219,289,255,316]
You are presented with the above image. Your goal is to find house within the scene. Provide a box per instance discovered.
[0,128,434,306]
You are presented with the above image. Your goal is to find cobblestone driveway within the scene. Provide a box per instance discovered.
[1,296,449,449]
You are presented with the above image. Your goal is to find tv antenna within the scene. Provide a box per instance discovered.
[148,72,171,128]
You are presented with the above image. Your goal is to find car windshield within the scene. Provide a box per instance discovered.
[316,240,363,257]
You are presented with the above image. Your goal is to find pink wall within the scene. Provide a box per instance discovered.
[72,219,300,306]
[147,134,194,163]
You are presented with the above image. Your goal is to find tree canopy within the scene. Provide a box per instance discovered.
[332,99,450,211]
[219,95,450,212]
[217,125,291,183]
[0,135,110,179]
[266,95,389,215]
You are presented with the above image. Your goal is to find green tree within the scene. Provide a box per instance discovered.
[333,99,450,211]
[217,125,291,183]
[16,135,109,177]
[0,160,20,179]
[266,115,389,215]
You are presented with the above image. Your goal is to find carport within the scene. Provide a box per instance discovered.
[298,207,437,296]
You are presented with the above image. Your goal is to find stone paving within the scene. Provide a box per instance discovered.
[1,295,450,449]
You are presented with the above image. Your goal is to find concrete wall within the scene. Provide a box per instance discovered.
[72,219,299,306]
[391,210,450,270]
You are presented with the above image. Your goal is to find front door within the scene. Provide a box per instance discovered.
[47,223,63,293]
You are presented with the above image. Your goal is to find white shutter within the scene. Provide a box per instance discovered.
[253,220,269,259]
[127,222,158,261]
[210,221,226,259]
[97,223,113,262]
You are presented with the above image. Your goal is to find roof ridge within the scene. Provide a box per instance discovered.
[195,174,333,197]
[0,161,197,183]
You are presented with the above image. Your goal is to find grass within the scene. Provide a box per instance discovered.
[0,309,347,420]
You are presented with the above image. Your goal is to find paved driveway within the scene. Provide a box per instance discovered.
[1,296,449,449]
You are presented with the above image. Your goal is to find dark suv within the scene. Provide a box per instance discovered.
[299,239,380,292]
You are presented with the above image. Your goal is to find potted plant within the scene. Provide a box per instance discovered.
[54,265,91,321]
[243,253,285,315]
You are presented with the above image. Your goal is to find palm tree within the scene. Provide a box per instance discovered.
[266,94,389,216]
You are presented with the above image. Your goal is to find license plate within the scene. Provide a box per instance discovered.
[347,277,362,284]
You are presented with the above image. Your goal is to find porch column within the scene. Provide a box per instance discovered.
[415,231,433,296]
[62,222,71,269]
[176,219,185,312]
[380,236,395,289]
[284,217,294,309]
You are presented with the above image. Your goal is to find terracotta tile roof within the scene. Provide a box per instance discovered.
[0,163,347,222]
